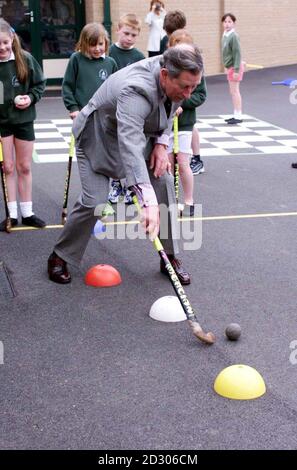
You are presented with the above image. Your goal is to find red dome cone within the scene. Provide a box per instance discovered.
[85,264,122,287]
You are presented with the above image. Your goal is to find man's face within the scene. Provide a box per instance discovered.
[160,69,202,102]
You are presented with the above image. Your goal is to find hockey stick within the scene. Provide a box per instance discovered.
[0,139,11,232]
[132,191,215,345]
[173,115,179,203]
[271,78,297,86]
[245,63,264,69]
[61,134,75,225]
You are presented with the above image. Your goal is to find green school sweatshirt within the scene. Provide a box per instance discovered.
[221,31,241,72]
[178,76,207,132]
[109,44,145,70]
[62,52,118,111]
[0,51,46,125]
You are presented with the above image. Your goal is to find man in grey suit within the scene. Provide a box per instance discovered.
[48,45,203,285]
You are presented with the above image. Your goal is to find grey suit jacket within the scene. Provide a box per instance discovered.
[72,56,178,187]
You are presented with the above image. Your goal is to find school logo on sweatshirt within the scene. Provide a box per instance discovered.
[98,69,108,81]
[11,75,20,87]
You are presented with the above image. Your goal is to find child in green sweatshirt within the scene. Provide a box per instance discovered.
[167,30,206,217]
[221,13,244,124]
[0,19,46,231]
[62,23,118,120]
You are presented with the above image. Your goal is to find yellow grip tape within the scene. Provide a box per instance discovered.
[173,116,179,154]
[69,134,75,158]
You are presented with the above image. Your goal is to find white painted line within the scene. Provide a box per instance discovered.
[255,129,296,136]
[255,146,297,154]
[34,142,69,149]
[234,135,273,142]
[57,127,72,133]
[35,132,63,139]
[194,123,213,129]
[34,123,56,129]
[199,131,230,138]
[216,126,253,133]
[35,155,77,163]
[198,118,225,124]
[276,139,297,146]
[201,148,230,156]
[212,141,253,149]
[51,119,72,124]
[242,121,278,128]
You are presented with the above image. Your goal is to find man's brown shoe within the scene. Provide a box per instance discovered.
[160,255,191,285]
[48,252,71,284]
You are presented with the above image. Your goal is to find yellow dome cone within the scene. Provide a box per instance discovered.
[214,364,266,400]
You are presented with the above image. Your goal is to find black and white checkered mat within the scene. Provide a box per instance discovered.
[196,114,297,156]
[33,115,297,163]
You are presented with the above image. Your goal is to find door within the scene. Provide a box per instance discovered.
[1,0,85,82]
[0,1,38,59]
[39,0,85,81]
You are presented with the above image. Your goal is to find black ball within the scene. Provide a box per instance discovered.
[225,323,241,341]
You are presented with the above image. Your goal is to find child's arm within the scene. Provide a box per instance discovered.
[62,54,80,115]
[110,58,118,74]
[145,11,154,25]
[181,76,207,110]
[231,35,241,73]
[26,54,46,105]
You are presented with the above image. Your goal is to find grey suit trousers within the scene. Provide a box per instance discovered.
[54,148,179,266]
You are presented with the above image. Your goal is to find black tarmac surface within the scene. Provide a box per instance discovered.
[1,65,297,450]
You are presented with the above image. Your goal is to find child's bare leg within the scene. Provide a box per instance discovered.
[177,152,193,206]
[191,127,200,156]
[229,80,242,116]
[15,138,34,202]
[1,135,17,201]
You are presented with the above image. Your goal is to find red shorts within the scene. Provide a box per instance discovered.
[227,62,244,82]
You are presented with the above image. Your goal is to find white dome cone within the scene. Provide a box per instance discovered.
[149,295,187,322]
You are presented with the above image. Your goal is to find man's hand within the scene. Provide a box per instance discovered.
[175,106,183,117]
[140,205,160,241]
[149,144,171,178]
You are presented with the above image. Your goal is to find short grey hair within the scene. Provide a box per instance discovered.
[160,44,204,78]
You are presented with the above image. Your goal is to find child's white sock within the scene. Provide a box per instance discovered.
[20,201,34,218]
[8,201,18,219]
[234,110,242,119]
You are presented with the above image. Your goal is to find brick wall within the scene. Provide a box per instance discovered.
[85,0,103,22]
[224,0,297,68]
[85,0,297,75]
